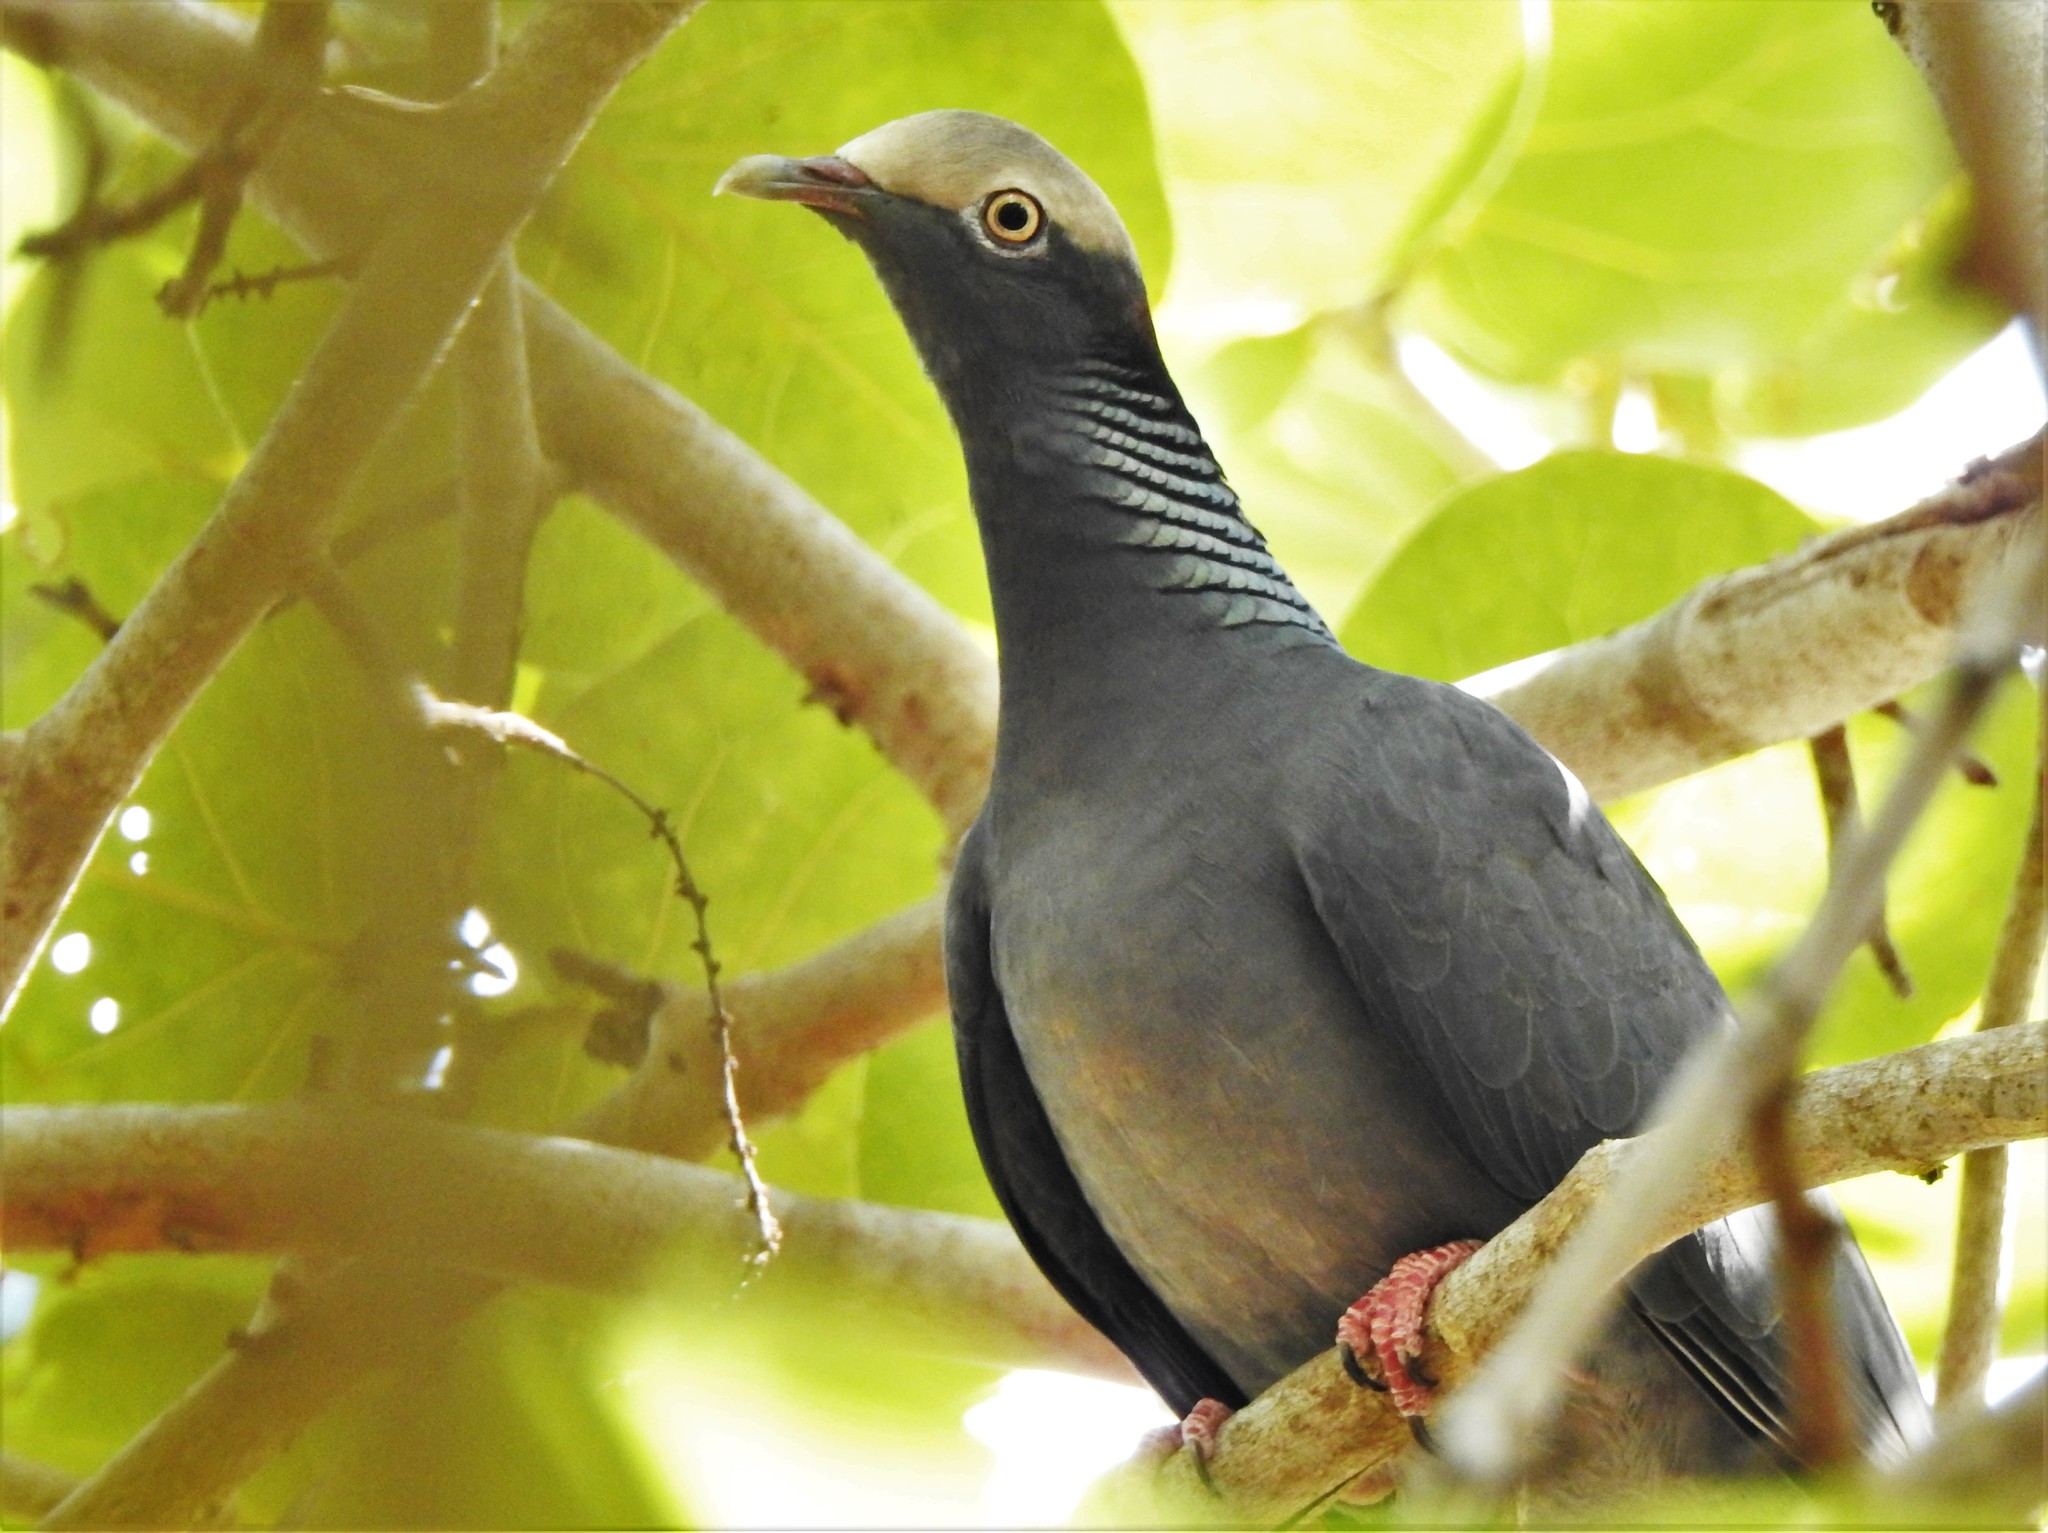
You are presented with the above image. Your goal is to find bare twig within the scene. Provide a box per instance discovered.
[28,576,122,642]
[1125,1022,2048,1525]
[194,252,354,311]
[16,153,206,260]
[154,1,329,320]
[3,892,945,1531]
[13,2,2038,848]
[17,1,329,319]
[572,894,949,1159]
[0,0,693,1015]
[1935,717,2047,1414]
[416,688,782,1268]
[1808,724,1911,996]
[1875,699,1997,787]
[1477,434,2042,801]
[1749,1078,1850,1468]
[1428,518,2047,1497]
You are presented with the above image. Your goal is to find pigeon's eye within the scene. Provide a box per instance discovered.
[983,190,1044,245]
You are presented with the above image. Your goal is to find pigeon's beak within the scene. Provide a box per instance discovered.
[715,154,873,217]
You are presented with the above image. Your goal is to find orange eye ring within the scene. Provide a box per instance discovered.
[983,190,1044,245]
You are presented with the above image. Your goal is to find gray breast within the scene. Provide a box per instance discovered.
[986,779,1523,1395]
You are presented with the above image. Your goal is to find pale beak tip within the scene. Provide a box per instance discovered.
[713,154,783,199]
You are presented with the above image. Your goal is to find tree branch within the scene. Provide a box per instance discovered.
[1477,436,2042,802]
[1428,515,2045,1498]
[1129,1021,2048,1525]
[0,1101,1131,1387]
[574,894,948,1159]
[1884,0,2046,339]
[0,1454,79,1523]
[12,1021,2041,1533]
[1935,723,2047,1412]
[15,1,2035,863]
[0,0,694,1014]
[1864,1369,2047,1526]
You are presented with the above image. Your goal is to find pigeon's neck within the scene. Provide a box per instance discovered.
[952,351,1335,731]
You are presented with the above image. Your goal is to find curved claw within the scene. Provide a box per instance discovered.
[1334,1240,1483,1417]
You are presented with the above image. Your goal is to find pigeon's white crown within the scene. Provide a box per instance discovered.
[837,110,1137,264]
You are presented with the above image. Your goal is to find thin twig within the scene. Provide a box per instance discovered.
[415,688,783,1269]
[15,2,2038,842]
[28,576,123,642]
[1935,706,2048,1414]
[156,1,329,320]
[1808,724,1912,996]
[1875,700,1997,787]
[1749,1078,1851,1468]
[1426,520,2046,1498]
[17,154,207,260]
[1116,1022,2048,1525]
[0,0,693,1015]
[194,252,355,312]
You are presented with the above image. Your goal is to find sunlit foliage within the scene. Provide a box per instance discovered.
[0,2,2035,1524]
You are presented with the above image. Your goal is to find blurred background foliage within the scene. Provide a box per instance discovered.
[0,0,2039,1525]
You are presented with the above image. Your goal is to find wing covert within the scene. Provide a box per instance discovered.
[1290,670,1927,1462]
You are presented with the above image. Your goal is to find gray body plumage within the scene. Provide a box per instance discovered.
[720,111,1929,1504]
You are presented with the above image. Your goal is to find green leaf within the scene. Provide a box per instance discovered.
[525,0,1170,623]
[1627,677,2039,1068]
[1713,180,2008,437]
[5,198,342,520]
[0,1257,270,1478]
[1111,0,1526,320]
[1405,0,1963,382]
[244,1289,681,1530]
[1182,318,1491,623]
[1338,448,1818,679]
[469,495,946,1161]
[858,1017,999,1219]
[1,475,378,1106]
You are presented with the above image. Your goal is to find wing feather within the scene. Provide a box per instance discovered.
[1293,669,1926,1462]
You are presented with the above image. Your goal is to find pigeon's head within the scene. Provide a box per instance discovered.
[717,111,1154,394]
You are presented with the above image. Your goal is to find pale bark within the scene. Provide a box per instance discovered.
[0,0,999,849]
[1935,743,2047,1412]
[2,7,2041,1526]
[1432,524,2045,1494]
[1476,438,2042,802]
[1886,0,2047,337]
[8,1022,2041,1531]
[0,1456,79,1523]
[1132,1022,2048,1525]
[576,894,950,1159]
[0,1101,1129,1386]
[6,0,2035,869]
[1864,1369,2047,1526]
[0,0,693,1011]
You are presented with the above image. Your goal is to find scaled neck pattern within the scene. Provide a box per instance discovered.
[1037,358,1333,642]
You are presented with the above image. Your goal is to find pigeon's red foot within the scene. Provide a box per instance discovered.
[1336,1239,1484,1416]
[1136,1396,1234,1470]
